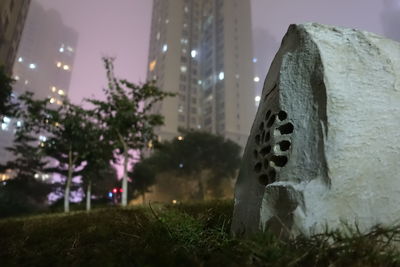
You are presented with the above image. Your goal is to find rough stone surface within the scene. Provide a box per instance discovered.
[231,23,400,237]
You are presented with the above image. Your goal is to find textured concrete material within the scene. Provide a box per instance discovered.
[232,23,400,237]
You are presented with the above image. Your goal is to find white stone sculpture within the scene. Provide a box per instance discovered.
[231,23,400,237]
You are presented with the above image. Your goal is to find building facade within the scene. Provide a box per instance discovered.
[0,1,78,173]
[147,0,255,148]
[0,0,31,74]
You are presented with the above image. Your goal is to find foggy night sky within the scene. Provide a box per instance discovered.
[34,0,398,104]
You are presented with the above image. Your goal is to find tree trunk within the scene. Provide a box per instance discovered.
[86,180,92,212]
[121,149,128,206]
[64,150,73,213]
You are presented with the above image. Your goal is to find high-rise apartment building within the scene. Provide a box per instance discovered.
[0,1,78,174]
[0,0,31,74]
[147,0,255,148]
[12,1,78,101]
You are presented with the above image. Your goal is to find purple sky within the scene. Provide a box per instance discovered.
[34,0,392,104]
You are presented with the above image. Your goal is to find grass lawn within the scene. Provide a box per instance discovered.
[1,200,400,266]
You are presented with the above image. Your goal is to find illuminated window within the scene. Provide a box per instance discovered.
[57,100,62,105]
[16,121,22,127]
[218,72,224,80]
[67,46,74,52]
[51,86,57,92]
[29,63,36,69]
[14,75,19,80]
[191,50,197,58]
[18,57,23,62]
[180,66,187,73]
[58,89,65,96]
[255,96,261,102]
[156,32,160,40]
[59,47,64,53]
[39,135,47,142]
[63,65,70,70]
[162,44,168,52]
[49,98,55,104]
[149,60,157,71]
[254,76,260,82]
[56,62,62,68]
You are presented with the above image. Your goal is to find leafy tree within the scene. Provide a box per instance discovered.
[0,131,52,218]
[0,66,17,118]
[145,131,241,200]
[128,158,156,203]
[79,132,115,211]
[87,57,174,206]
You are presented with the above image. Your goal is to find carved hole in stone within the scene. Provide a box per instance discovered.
[263,158,269,169]
[254,162,262,173]
[278,140,291,151]
[265,110,271,121]
[267,114,275,128]
[278,111,287,121]
[278,123,294,135]
[259,122,264,131]
[268,169,276,183]
[260,145,271,156]
[261,130,265,142]
[259,174,269,186]
[255,134,260,145]
[264,131,270,142]
[253,150,258,158]
[271,155,288,167]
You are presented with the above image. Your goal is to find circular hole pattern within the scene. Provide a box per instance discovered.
[267,115,275,128]
[254,109,293,186]
[278,140,291,151]
[254,162,262,173]
[259,174,269,186]
[260,145,271,156]
[265,110,271,121]
[271,155,288,167]
[259,122,264,131]
[278,123,294,135]
[278,111,287,121]
[264,131,270,142]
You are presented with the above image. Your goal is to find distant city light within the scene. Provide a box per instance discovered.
[254,76,260,82]
[218,72,224,80]
[177,136,183,141]
[112,188,118,193]
[1,123,7,131]
[108,192,113,198]
[56,62,62,68]
[255,96,261,102]
[18,57,23,62]
[29,63,36,69]
[58,89,65,96]
[191,49,197,58]
[16,121,22,127]
[24,80,29,85]
[180,65,187,73]
[56,100,62,105]
[198,80,202,85]
[119,188,123,193]
[63,65,70,70]
[3,117,10,123]
[162,44,168,52]
[67,46,74,52]
[179,163,184,168]
[172,200,177,204]
[49,98,55,104]
[156,32,160,40]
[34,173,39,178]
[165,19,169,24]
[39,135,47,142]
[149,60,157,71]
[253,57,258,63]
[14,75,19,81]
[51,86,57,92]
[59,47,64,53]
